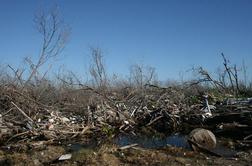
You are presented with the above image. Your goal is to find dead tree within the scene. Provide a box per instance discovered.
[191,66,226,92]
[89,47,108,89]
[191,53,242,97]
[221,53,235,94]
[129,64,157,89]
[23,8,70,87]
[221,53,240,96]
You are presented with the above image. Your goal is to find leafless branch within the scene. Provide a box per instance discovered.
[23,7,70,87]
[89,47,108,89]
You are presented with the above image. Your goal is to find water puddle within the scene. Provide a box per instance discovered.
[113,133,237,158]
[66,134,237,158]
[113,133,191,149]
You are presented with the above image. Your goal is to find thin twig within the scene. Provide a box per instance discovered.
[7,131,30,143]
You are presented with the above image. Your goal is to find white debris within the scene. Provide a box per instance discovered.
[26,121,33,130]
[61,117,70,123]
[47,124,54,130]
[0,114,2,124]
[202,112,212,119]
[209,105,216,110]
[48,119,54,123]
[70,117,76,121]
[124,120,129,125]
[58,154,72,160]
[130,108,137,117]
[201,95,214,119]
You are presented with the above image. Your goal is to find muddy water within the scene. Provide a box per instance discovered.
[65,134,190,152]
[113,133,191,149]
[113,134,237,158]
[66,133,237,158]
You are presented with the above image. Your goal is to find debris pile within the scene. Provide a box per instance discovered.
[0,83,252,154]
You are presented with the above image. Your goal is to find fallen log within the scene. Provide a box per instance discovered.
[205,111,252,126]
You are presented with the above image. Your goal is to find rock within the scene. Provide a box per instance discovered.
[189,128,216,151]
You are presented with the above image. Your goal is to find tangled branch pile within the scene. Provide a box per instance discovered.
[0,81,198,146]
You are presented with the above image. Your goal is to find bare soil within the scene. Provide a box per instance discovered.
[0,143,252,166]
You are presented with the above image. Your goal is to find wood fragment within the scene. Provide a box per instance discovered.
[7,131,30,143]
[147,116,163,126]
[119,143,138,150]
[244,134,252,140]
[11,101,34,123]
[71,126,90,138]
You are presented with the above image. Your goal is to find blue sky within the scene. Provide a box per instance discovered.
[0,0,252,81]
